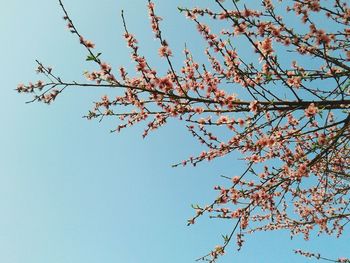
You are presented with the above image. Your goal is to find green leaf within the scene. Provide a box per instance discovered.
[222,234,229,242]
[86,55,95,61]
[86,53,101,61]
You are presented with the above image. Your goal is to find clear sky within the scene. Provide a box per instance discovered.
[2,0,349,263]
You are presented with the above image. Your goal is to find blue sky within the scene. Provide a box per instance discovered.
[2,0,349,262]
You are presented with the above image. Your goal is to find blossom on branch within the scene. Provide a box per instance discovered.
[18,0,350,262]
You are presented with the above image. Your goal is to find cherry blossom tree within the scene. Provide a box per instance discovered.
[17,0,350,262]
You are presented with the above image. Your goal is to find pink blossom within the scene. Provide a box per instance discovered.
[305,103,318,118]
[158,45,172,57]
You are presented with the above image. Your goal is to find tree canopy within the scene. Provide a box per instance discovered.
[18,0,350,262]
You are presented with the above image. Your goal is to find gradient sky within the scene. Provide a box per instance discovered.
[2,0,349,262]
